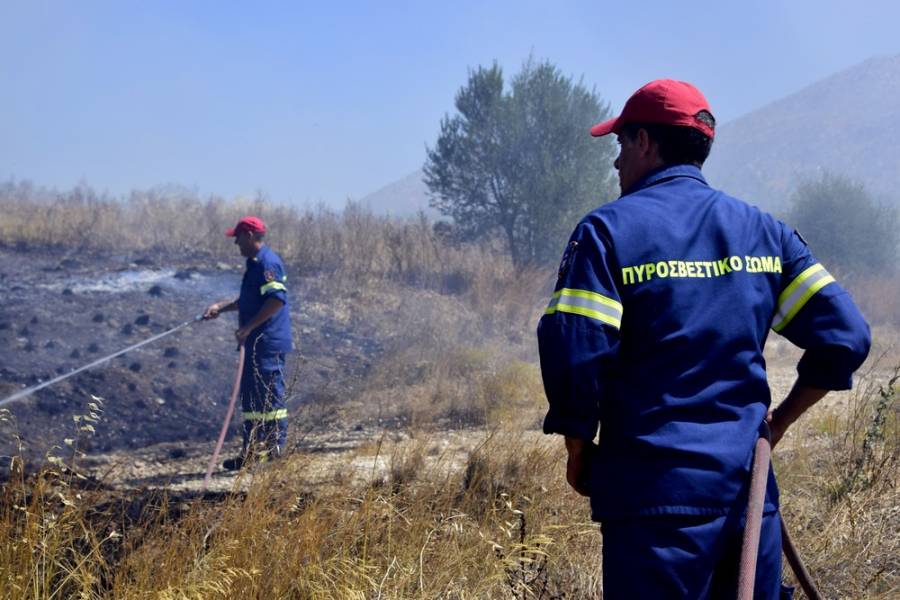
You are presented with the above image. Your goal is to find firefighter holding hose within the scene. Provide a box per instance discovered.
[537,80,871,598]
[204,216,293,470]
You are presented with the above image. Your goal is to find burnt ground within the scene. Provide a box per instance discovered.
[0,244,384,484]
[1,244,894,494]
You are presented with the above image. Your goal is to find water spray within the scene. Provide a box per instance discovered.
[0,315,203,408]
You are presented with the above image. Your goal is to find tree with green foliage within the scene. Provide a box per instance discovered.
[788,172,898,275]
[424,59,617,268]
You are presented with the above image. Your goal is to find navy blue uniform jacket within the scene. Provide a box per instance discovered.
[239,244,293,353]
[538,164,871,521]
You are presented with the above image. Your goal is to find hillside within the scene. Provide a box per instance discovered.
[358,169,437,217]
[363,55,900,216]
[705,54,900,211]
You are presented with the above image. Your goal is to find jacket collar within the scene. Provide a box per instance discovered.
[247,243,269,265]
[621,164,708,197]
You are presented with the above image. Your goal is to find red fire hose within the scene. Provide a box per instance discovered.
[202,345,245,490]
[739,423,822,599]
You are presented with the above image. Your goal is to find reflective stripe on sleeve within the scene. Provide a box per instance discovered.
[772,263,835,332]
[260,280,287,295]
[242,408,288,422]
[545,288,623,329]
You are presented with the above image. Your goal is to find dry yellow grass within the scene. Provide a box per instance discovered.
[1,367,896,599]
[775,370,899,598]
[1,186,898,599]
[1,423,600,598]
[0,185,516,298]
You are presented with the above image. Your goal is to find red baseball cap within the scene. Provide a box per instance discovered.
[225,216,266,237]
[590,79,714,139]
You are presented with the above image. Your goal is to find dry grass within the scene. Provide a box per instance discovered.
[0,182,517,298]
[2,179,893,326]
[1,183,898,598]
[1,367,896,599]
[1,418,600,599]
[775,368,899,598]
[359,344,546,430]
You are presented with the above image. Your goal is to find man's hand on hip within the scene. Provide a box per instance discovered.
[768,382,829,450]
[565,437,597,497]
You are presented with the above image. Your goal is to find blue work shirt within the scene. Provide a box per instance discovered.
[238,244,293,353]
[538,164,871,521]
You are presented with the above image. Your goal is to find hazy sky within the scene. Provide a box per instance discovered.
[2,1,898,207]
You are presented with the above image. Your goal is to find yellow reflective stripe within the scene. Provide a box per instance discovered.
[772,264,835,332]
[555,287,623,312]
[777,264,822,307]
[242,408,288,421]
[545,288,623,329]
[550,303,622,328]
[260,281,287,295]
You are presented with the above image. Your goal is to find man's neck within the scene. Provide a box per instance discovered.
[248,242,265,259]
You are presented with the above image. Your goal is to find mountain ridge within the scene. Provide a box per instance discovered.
[363,54,900,215]
[704,53,900,211]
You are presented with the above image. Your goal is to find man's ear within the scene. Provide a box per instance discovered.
[637,128,661,162]
[636,128,652,155]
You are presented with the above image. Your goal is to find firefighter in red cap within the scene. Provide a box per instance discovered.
[538,80,870,598]
[204,216,293,470]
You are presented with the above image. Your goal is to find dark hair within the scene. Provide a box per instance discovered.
[621,110,715,167]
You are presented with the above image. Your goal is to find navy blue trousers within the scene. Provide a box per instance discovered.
[601,510,793,599]
[239,348,288,454]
